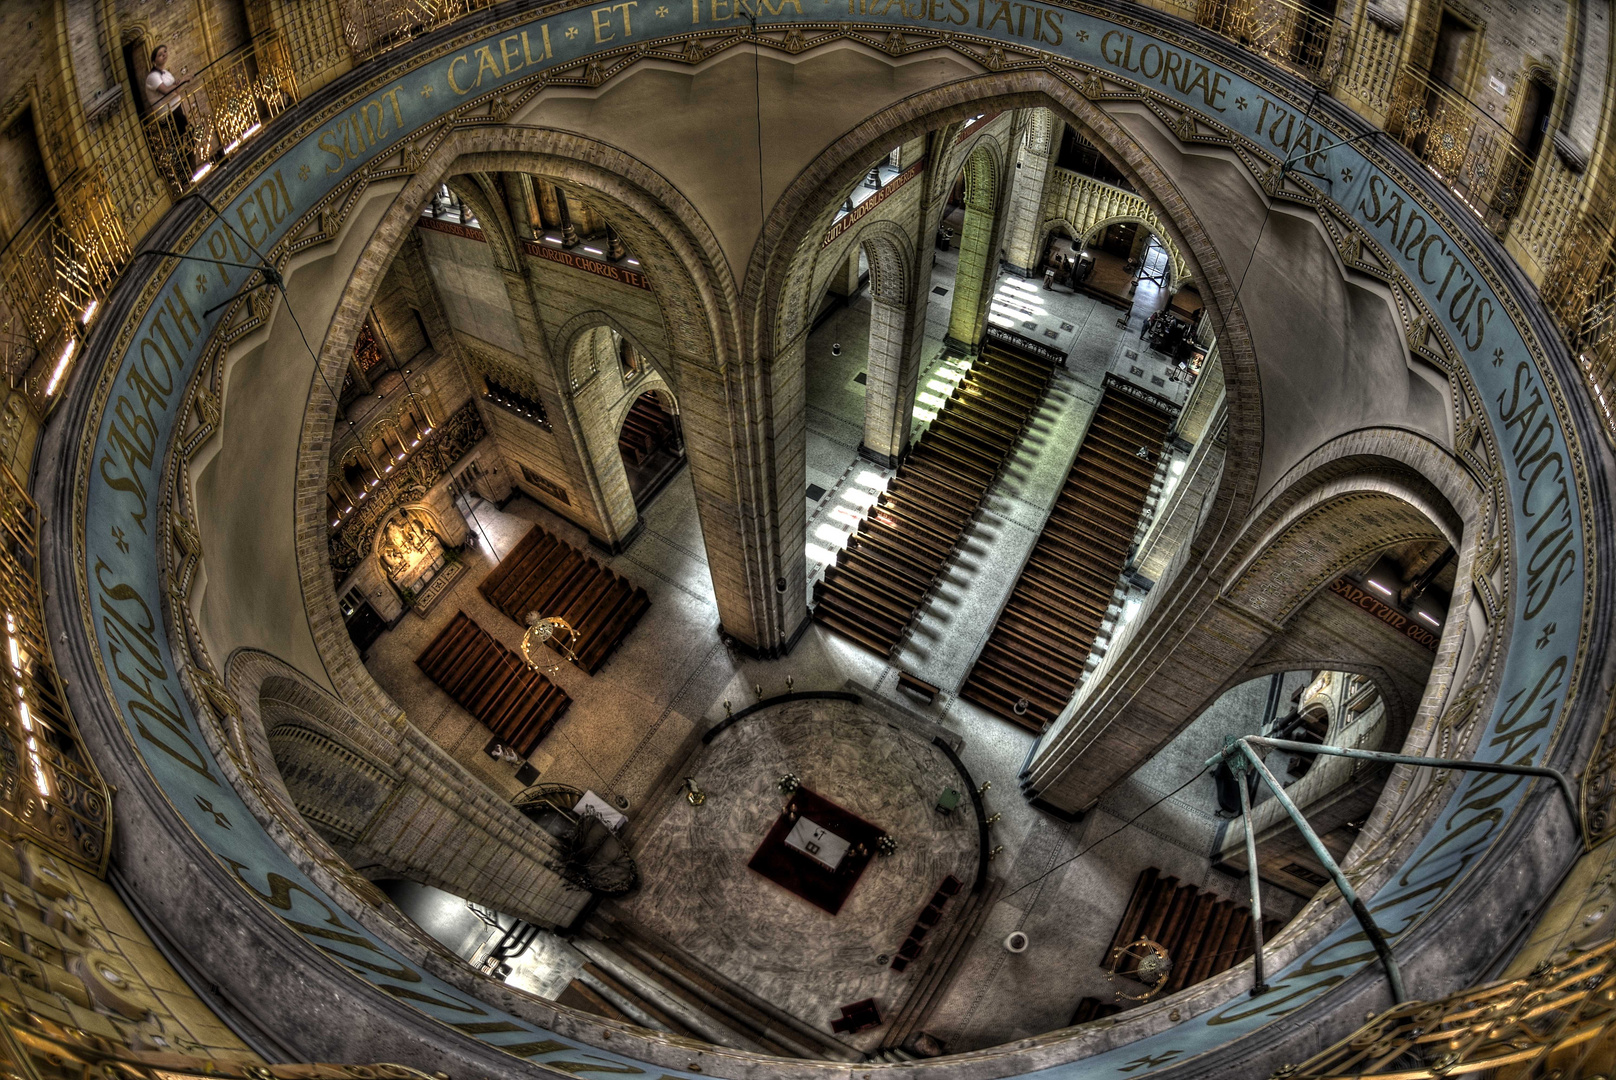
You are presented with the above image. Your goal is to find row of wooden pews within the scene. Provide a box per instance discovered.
[960,379,1173,731]
[415,611,570,755]
[479,526,651,674]
[811,340,1056,656]
[618,394,680,466]
[1106,867,1280,995]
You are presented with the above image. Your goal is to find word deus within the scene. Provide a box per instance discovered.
[1327,577,1440,650]
[844,0,1065,42]
[1099,32,1232,110]
[1357,174,1495,352]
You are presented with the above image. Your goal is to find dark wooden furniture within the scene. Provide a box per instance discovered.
[415,610,570,756]
[961,384,1173,731]
[479,525,651,674]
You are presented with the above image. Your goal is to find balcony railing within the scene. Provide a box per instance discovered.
[1542,217,1616,447]
[1193,0,1350,85]
[341,0,499,60]
[0,169,129,410]
[142,31,299,196]
[0,464,112,875]
[1383,67,1536,235]
[1282,934,1616,1077]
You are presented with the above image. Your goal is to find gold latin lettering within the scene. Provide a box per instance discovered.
[448,53,472,94]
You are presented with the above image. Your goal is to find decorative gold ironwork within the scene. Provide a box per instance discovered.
[1193,0,1350,86]
[0,1000,444,1080]
[340,0,499,60]
[1276,936,1616,1078]
[1383,68,1536,235]
[0,169,129,408]
[521,612,579,677]
[1542,216,1616,453]
[142,32,299,197]
[355,321,386,373]
[0,464,112,875]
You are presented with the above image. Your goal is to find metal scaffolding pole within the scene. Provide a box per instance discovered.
[1234,751,1270,997]
[1244,735,1583,844]
[1208,731,1585,1005]
[1209,738,1408,1004]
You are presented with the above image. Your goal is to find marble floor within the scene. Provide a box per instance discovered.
[608,697,978,1052]
[358,252,1307,1056]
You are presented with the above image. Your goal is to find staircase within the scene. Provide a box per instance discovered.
[878,880,1003,1055]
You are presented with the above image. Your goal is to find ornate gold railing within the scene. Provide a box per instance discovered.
[1275,936,1616,1078]
[0,464,112,875]
[340,0,499,60]
[0,170,129,408]
[142,32,299,196]
[1194,0,1350,86]
[1542,216,1616,448]
[1383,68,1537,235]
[1,1006,442,1080]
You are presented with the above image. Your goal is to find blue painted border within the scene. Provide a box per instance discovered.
[73,4,1588,1076]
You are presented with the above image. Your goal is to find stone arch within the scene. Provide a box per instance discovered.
[1068,214,1189,289]
[554,309,670,396]
[1027,438,1476,818]
[553,316,685,541]
[804,215,921,464]
[282,126,792,759]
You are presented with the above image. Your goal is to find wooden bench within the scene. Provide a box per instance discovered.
[898,671,940,703]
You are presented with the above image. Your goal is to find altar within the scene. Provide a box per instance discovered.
[379,508,446,597]
[784,817,850,871]
[747,786,885,915]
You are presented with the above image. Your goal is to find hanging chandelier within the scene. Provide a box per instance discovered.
[521,611,579,677]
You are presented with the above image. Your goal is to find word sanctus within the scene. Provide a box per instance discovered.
[1356,173,1494,352]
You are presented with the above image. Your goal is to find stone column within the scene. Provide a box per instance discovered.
[677,351,809,656]
[862,130,953,465]
[1132,411,1226,584]
[267,713,588,929]
[945,145,1007,352]
[1002,109,1061,276]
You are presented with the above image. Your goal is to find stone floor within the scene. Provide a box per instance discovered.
[360,253,1309,1056]
[607,697,977,1052]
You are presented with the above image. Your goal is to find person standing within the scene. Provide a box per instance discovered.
[144,44,198,182]
[144,45,188,123]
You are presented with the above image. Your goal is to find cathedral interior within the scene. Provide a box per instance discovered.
[2,0,1616,1077]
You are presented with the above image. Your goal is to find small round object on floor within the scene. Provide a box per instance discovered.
[1004,931,1030,953]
